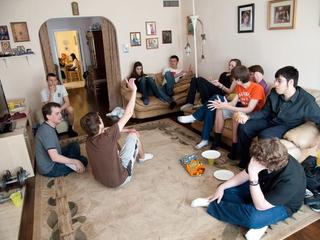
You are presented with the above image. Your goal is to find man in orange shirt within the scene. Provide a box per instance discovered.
[208,65,265,159]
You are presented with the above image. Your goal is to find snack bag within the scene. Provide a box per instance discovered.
[180,154,205,176]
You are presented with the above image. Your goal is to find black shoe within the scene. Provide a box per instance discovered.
[210,133,222,150]
[169,101,177,109]
[68,130,78,138]
[227,152,238,160]
[310,203,320,212]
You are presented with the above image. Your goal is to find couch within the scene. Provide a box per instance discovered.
[121,73,193,119]
[183,88,320,162]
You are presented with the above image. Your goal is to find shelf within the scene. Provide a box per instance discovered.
[0,53,35,67]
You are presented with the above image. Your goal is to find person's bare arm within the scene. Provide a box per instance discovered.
[117,78,137,132]
[61,96,71,111]
[48,149,85,173]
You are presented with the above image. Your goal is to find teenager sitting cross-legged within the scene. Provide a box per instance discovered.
[180,58,241,111]
[80,78,153,188]
[208,65,266,159]
[191,138,306,239]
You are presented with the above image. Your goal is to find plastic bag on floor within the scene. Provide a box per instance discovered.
[106,106,125,119]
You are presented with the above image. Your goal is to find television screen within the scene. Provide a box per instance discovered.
[0,80,10,122]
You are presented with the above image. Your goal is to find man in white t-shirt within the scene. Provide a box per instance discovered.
[159,55,190,109]
[40,73,78,137]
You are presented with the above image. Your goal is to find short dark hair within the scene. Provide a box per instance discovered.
[229,59,242,67]
[80,112,101,136]
[170,55,179,62]
[249,65,264,75]
[250,138,288,171]
[42,102,61,121]
[46,73,57,81]
[275,66,299,87]
[231,65,250,83]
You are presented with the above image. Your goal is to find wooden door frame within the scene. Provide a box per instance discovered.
[39,17,122,111]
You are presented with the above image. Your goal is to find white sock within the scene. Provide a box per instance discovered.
[177,115,196,124]
[139,153,154,162]
[191,198,210,208]
[180,103,194,111]
[245,226,268,240]
[195,140,209,149]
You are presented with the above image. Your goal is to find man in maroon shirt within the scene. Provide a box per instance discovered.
[80,78,153,188]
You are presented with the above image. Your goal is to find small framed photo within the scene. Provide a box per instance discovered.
[145,21,156,36]
[146,38,158,49]
[268,0,296,30]
[1,41,11,54]
[10,22,30,42]
[187,16,194,35]
[238,4,255,33]
[130,32,141,46]
[71,2,80,16]
[0,25,10,40]
[162,30,172,44]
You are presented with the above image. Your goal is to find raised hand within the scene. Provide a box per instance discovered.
[207,96,228,110]
[208,186,225,204]
[236,113,250,124]
[127,78,137,92]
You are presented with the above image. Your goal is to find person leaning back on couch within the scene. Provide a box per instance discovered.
[236,66,320,169]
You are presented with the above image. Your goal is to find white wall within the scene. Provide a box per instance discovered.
[0,0,184,110]
[181,0,320,89]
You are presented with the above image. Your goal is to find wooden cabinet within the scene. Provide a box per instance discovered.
[0,116,34,177]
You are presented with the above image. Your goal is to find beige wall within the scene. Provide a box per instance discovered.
[181,0,320,89]
[0,0,184,110]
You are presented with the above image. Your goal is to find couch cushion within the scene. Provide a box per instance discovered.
[280,139,302,161]
[284,121,319,149]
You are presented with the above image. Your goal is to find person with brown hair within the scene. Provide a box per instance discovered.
[80,78,153,188]
[191,138,306,236]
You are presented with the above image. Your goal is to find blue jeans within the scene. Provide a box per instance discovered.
[163,71,176,96]
[192,94,225,140]
[136,76,161,100]
[237,119,292,168]
[44,142,88,177]
[207,182,288,229]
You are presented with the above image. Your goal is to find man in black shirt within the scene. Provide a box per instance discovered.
[236,66,320,168]
[202,138,306,230]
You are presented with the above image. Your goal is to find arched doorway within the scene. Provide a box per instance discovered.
[39,17,122,111]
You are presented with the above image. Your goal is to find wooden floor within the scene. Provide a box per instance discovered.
[19,86,320,239]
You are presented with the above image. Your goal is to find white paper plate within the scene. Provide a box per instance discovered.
[213,169,234,181]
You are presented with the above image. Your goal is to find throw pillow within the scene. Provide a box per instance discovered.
[284,122,319,149]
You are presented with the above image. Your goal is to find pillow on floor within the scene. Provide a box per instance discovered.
[284,122,319,149]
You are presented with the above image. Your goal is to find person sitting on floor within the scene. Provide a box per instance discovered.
[180,58,241,111]
[128,61,162,105]
[80,78,154,188]
[159,55,192,109]
[192,138,306,238]
[248,65,269,95]
[40,73,78,137]
[236,66,320,169]
[208,65,266,158]
[35,102,88,177]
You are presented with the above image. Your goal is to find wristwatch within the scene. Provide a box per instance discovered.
[249,180,259,186]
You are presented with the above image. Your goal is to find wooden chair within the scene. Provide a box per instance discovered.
[66,61,82,82]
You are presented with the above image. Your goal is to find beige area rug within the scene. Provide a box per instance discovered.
[33,119,320,240]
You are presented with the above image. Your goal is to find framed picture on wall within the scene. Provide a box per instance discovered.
[146,38,158,49]
[162,30,172,44]
[130,32,141,46]
[71,2,80,16]
[1,41,11,54]
[0,25,10,40]
[145,21,156,35]
[238,4,255,33]
[268,0,296,30]
[10,22,30,42]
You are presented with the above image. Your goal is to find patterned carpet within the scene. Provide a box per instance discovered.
[33,119,320,240]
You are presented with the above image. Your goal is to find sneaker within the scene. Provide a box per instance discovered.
[310,203,320,212]
[195,140,209,149]
[139,153,154,162]
[177,115,196,124]
[180,103,194,111]
[169,101,177,109]
[191,198,210,208]
[143,98,149,105]
[68,130,78,138]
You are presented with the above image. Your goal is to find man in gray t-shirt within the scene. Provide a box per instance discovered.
[35,102,87,177]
